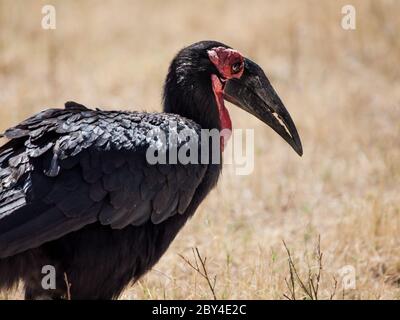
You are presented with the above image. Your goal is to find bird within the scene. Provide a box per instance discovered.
[0,40,302,300]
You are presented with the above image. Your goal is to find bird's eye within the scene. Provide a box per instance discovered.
[231,61,243,74]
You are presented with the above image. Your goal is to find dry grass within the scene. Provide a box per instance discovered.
[0,0,399,299]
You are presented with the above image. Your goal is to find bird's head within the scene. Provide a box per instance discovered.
[163,41,303,156]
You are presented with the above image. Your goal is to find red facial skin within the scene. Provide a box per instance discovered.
[207,47,244,151]
[208,47,244,80]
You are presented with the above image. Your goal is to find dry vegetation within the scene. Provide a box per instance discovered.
[0,0,399,300]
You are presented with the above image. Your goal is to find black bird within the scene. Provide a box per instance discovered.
[0,41,302,299]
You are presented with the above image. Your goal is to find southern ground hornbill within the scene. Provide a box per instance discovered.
[0,41,302,299]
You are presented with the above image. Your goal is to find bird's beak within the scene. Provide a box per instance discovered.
[223,58,303,156]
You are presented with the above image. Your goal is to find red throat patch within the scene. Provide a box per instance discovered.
[211,74,232,151]
[208,47,244,151]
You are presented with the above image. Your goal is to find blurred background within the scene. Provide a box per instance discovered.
[0,0,399,299]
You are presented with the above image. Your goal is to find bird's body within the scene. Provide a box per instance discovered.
[0,41,302,299]
[0,103,220,299]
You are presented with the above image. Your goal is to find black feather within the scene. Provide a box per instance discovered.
[0,40,228,299]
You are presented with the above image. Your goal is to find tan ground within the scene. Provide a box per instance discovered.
[0,0,399,299]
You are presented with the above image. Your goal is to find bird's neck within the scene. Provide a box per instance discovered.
[163,72,222,131]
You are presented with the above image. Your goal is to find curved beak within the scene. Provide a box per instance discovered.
[223,58,303,156]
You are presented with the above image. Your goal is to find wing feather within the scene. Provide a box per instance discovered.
[0,102,208,258]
